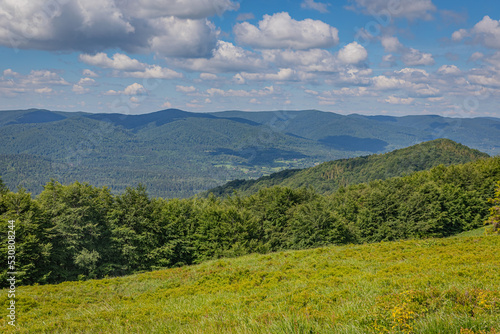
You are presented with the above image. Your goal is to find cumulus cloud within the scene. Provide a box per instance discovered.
[467,68,500,88]
[381,36,434,66]
[381,36,404,53]
[234,12,339,50]
[330,87,376,97]
[401,48,434,66]
[104,82,146,95]
[72,85,89,94]
[80,53,145,71]
[337,42,368,64]
[263,49,339,72]
[35,87,53,94]
[384,95,415,104]
[207,86,275,97]
[200,73,218,80]
[147,17,219,57]
[233,68,313,83]
[117,0,239,20]
[176,85,197,93]
[301,0,330,13]
[452,16,500,49]
[0,69,69,97]
[79,52,182,78]
[437,65,461,76]
[124,66,183,79]
[372,73,440,97]
[348,0,436,21]
[83,69,99,77]
[176,40,265,73]
[0,0,234,57]
[469,52,484,62]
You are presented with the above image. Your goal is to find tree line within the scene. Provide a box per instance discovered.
[1,156,499,287]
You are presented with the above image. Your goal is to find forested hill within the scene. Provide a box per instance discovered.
[206,139,490,197]
[1,108,500,198]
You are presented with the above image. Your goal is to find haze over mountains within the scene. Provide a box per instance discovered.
[1,108,499,198]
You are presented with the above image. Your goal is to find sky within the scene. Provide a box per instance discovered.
[0,0,500,117]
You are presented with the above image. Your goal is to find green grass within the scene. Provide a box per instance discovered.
[1,235,499,333]
[454,227,489,238]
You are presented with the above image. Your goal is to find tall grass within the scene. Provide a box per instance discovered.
[1,235,499,333]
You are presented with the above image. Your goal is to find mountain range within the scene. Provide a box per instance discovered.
[0,108,499,198]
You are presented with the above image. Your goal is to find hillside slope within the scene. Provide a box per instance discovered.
[207,138,490,197]
[1,108,500,198]
[2,235,498,333]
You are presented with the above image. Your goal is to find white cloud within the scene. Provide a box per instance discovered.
[177,41,265,73]
[72,85,89,94]
[469,52,484,62]
[372,74,439,97]
[78,78,97,86]
[200,73,218,80]
[437,65,461,76]
[79,53,182,79]
[381,36,404,53]
[263,49,339,72]
[381,54,398,67]
[384,95,414,104]
[207,86,275,97]
[176,85,197,93]
[335,68,373,85]
[485,52,500,68]
[79,53,145,71]
[401,48,434,66]
[0,0,230,57]
[118,0,239,19]
[161,101,172,108]
[233,68,311,83]
[373,75,407,90]
[35,87,53,94]
[124,66,183,79]
[468,69,500,87]
[104,82,146,95]
[0,69,68,97]
[301,0,330,13]
[337,42,368,64]
[452,16,500,49]
[394,68,430,82]
[349,0,436,21]
[380,37,434,66]
[83,69,99,77]
[330,87,376,97]
[451,29,468,41]
[147,17,219,58]
[234,12,339,50]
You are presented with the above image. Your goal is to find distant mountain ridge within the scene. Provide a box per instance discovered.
[0,108,499,198]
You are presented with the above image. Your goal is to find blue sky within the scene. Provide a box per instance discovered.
[0,0,500,117]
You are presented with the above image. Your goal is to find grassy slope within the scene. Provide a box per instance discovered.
[1,235,499,333]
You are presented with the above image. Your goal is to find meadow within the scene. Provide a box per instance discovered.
[1,230,498,333]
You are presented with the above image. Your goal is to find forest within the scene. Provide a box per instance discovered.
[1,152,499,287]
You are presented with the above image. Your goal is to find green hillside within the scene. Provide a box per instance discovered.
[1,155,499,287]
[1,235,499,333]
[207,139,490,197]
[1,108,500,198]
